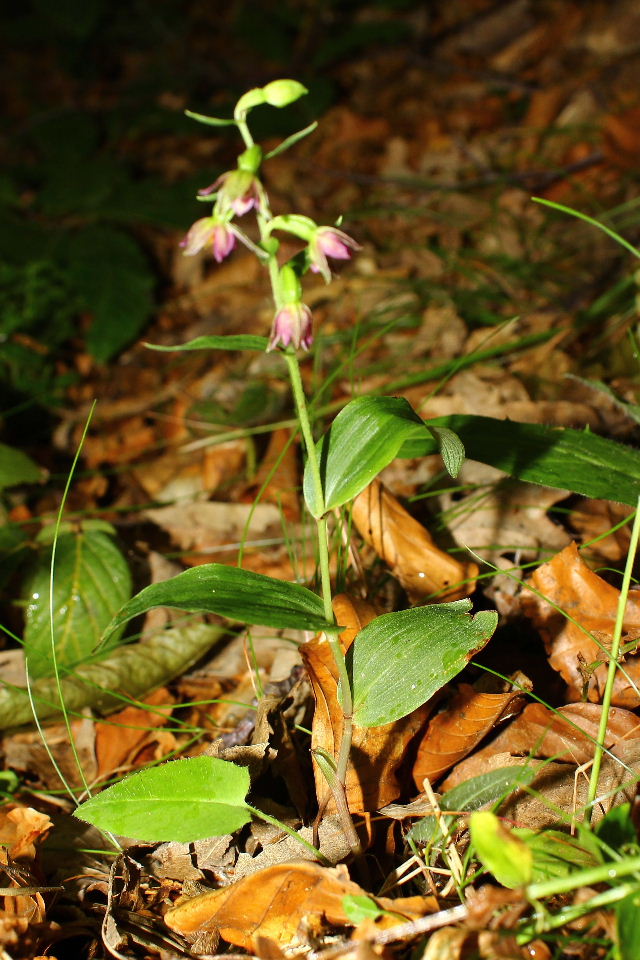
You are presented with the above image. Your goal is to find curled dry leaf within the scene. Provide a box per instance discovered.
[412,681,530,787]
[164,860,435,950]
[301,594,432,814]
[523,542,640,705]
[351,479,478,602]
[0,807,52,862]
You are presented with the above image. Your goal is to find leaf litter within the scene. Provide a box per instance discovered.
[3,2,640,958]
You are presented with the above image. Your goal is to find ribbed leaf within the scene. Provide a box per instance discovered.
[103,563,337,642]
[351,602,497,726]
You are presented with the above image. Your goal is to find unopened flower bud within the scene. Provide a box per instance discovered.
[268,303,313,352]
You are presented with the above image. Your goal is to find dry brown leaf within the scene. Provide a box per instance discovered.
[412,681,529,787]
[94,687,174,780]
[438,462,570,564]
[459,701,640,768]
[569,499,633,562]
[240,428,300,522]
[351,479,478,602]
[523,542,640,705]
[302,595,431,814]
[443,754,639,829]
[164,860,434,950]
[133,439,246,502]
[0,807,52,861]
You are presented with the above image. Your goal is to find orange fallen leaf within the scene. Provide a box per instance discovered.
[241,427,300,522]
[0,807,52,862]
[523,542,640,706]
[443,702,640,783]
[302,595,431,814]
[412,681,529,787]
[94,687,174,780]
[351,479,478,602]
[164,861,434,950]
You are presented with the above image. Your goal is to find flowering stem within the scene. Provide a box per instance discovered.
[283,351,359,855]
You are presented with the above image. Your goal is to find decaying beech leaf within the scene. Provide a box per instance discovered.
[301,594,431,814]
[523,542,640,706]
[164,860,435,950]
[412,681,529,786]
[454,701,640,769]
[351,479,478,602]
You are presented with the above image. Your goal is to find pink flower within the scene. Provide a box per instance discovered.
[199,170,262,217]
[180,218,236,262]
[268,303,313,352]
[308,227,361,283]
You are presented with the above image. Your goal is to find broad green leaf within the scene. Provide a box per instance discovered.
[0,443,43,491]
[103,563,337,642]
[303,396,428,518]
[399,415,640,507]
[470,811,532,888]
[513,827,600,882]
[144,334,269,353]
[66,226,154,362]
[0,622,225,729]
[24,530,132,679]
[74,756,251,842]
[350,601,497,726]
[428,426,464,478]
[596,802,638,851]
[409,765,538,846]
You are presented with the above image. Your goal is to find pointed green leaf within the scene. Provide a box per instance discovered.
[470,811,533,888]
[24,530,132,679]
[351,602,497,726]
[429,426,464,478]
[265,122,318,159]
[399,414,640,507]
[103,563,337,642]
[184,109,237,127]
[74,756,250,842]
[144,334,269,353]
[303,396,429,518]
[409,765,538,846]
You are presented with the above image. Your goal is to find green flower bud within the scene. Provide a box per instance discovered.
[262,79,308,108]
[237,145,263,175]
[279,263,303,304]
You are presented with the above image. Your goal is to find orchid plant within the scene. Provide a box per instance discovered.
[74,81,497,857]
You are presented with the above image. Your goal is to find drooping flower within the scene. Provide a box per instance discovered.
[308,226,361,283]
[180,217,237,262]
[268,303,313,352]
[198,168,263,218]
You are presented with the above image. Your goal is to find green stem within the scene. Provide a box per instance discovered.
[283,352,358,854]
[244,803,331,865]
[526,854,640,901]
[586,496,640,820]
[518,881,639,944]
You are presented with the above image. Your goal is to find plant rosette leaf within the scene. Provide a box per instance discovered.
[74,756,251,842]
[303,396,430,518]
[24,529,132,679]
[350,601,498,726]
[103,563,338,643]
[470,811,533,888]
